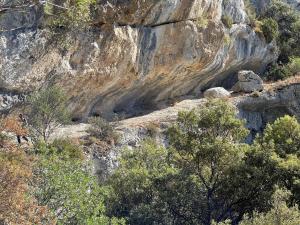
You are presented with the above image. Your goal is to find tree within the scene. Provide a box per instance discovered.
[239,188,300,225]
[34,154,124,224]
[87,116,119,144]
[106,139,176,224]
[108,100,279,224]
[261,18,279,43]
[262,115,300,157]
[27,86,70,143]
[263,0,300,63]
[166,99,252,224]
[106,101,300,224]
[259,115,300,206]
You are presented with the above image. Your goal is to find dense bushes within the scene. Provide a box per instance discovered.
[261,18,279,43]
[34,155,124,225]
[106,100,300,224]
[238,189,300,225]
[261,0,300,80]
[266,57,300,81]
[243,0,300,81]
[2,97,300,224]
[262,0,300,63]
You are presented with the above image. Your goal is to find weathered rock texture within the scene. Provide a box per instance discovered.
[236,83,300,141]
[232,70,263,93]
[0,0,277,119]
[204,87,231,98]
[51,81,300,178]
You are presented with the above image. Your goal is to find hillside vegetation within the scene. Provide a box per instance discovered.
[1,0,300,225]
[1,88,300,224]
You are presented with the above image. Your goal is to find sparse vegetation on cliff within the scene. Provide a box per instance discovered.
[261,18,279,43]
[44,0,96,28]
[222,14,234,29]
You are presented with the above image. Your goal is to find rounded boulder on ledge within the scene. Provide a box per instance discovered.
[204,87,231,99]
[232,70,264,93]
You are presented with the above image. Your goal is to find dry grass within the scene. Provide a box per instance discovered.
[264,74,300,92]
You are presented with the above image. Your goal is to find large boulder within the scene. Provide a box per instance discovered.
[204,87,231,99]
[232,70,264,93]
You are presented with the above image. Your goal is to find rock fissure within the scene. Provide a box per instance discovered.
[0,0,278,119]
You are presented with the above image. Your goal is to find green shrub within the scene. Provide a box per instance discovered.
[239,189,300,225]
[88,117,119,143]
[261,18,279,43]
[27,86,70,143]
[252,20,264,36]
[263,1,300,62]
[266,57,300,81]
[196,15,209,29]
[34,138,84,160]
[287,57,300,75]
[244,0,257,25]
[145,122,160,138]
[44,0,96,28]
[221,15,233,29]
[223,34,231,46]
[34,156,124,224]
[266,63,292,81]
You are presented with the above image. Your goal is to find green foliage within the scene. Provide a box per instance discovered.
[221,15,233,29]
[87,117,119,143]
[196,13,209,29]
[258,115,300,206]
[106,100,300,224]
[44,0,96,28]
[27,86,70,143]
[239,188,300,225]
[34,138,84,160]
[244,0,257,25]
[34,155,124,225]
[287,57,300,75]
[168,99,249,149]
[261,18,279,43]
[107,100,280,224]
[223,34,231,46]
[266,57,300,81]
[263,0,300,62]
[107,139,176,224]
[265,62,293,81]
[262,115,300,157]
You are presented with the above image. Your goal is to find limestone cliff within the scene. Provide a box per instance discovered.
[0,0,277,119]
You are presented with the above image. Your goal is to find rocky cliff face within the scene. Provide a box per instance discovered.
[0,0,277,119]
[236,83,300,141]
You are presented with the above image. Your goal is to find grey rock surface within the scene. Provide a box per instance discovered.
[232,70,264,93]
[204,87,231,98]
[0,0,277,119]
[52,81,300,177]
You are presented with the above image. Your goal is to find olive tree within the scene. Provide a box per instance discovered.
[27,86,70,143]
